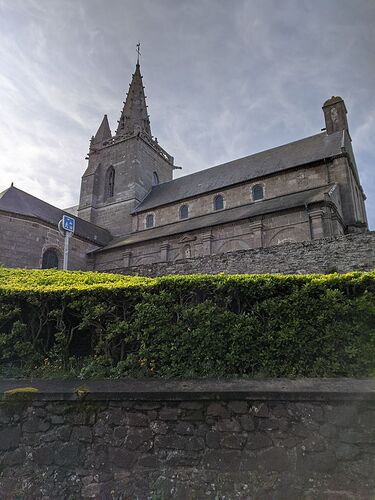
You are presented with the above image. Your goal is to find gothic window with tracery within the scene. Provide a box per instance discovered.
[213,194,224,211]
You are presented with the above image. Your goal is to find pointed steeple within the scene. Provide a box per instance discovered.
[115,61,152,138]
[93,114,112,144]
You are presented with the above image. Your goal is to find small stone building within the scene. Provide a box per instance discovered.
[0,60,369,272]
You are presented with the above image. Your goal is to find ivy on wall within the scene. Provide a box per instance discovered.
[0,268,374,378]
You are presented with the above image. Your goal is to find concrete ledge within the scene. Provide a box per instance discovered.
[0,378,374,402]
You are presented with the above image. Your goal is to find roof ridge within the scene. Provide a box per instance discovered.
[155,131,330,190]
[0,185,111,235]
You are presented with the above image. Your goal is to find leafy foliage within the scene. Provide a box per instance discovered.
[0,268,374,378]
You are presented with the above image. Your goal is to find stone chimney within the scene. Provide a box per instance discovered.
[322,96,349,135]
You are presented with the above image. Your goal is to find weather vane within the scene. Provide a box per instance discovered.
[136,42,141,64]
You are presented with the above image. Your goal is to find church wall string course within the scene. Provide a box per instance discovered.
[0,60,369,273]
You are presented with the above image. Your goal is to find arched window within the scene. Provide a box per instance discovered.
[252,184,264,201]
[152,171,159,186]
[213,194,224,211]
[105,166,115,198]
[42,248,59,269]
[145,213,154,228]
[179,204,189,219]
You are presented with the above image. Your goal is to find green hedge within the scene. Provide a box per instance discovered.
[0,268,374,378]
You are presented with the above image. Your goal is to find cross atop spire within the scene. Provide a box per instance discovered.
[136,42,141,65]
[115,56,152,138]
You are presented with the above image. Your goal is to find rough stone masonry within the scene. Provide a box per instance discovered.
[0,379,374,499]
[103,231,375,277]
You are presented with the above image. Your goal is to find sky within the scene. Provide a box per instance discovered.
[0,0,374,226]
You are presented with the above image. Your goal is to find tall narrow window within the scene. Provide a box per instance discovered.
[252,184,264,201]
[106,166,115,198]
[179,204,189,219]
[213,194,224,211]
[152,171,159,186]
[145,213,154,228]
[42,248,59,269]
[183,244,191,259]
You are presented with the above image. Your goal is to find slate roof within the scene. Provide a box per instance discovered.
[0,186,112,246]
[135,130,347,213]
[101,184,336,251]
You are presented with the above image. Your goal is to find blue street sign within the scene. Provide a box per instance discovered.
[62,214,75,233]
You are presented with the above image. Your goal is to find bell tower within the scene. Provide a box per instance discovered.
[77,52,174,237]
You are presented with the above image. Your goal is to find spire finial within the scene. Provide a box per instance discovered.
[136,42,141,65]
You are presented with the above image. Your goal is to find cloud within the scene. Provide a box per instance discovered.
[0,0,374,227]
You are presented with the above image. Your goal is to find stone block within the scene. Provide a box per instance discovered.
[150,421,168,435]
[33,445,55,465]
[22,416,50,433]
[227,401,248,414]
[251,403,269,418]
[113,426,127,441]
[220,432,247,449]
[81,483,101,498]
[155,434,204,451]
[301,435,326,452]
[325,405,358,427]
[137,454,160,468]
[175,422,194,435]
[110,448,136,469]
[1,448,25,466]
[240,414,255,431]
[179,401,203,410]
[50,415,65,425]
[127,412,149,427]
[258,418,280,431]
[124,429,153,451]
[297,450,337,474]
[0,426,20,450]
[340,429,370,444]
[207,403,230,418]
[159,407,180,420]
[205,431,221,449]
[164,450,202,466]
[216,418,241,432]
[55,443,81,466]
[204,449,242,471]
[335,443,360,461]
[319,423,337,438]
[72,426,92,443]
[258,447,291,472]
[246,432,273,450]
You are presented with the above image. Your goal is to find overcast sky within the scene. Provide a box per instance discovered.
[0,0,374,227]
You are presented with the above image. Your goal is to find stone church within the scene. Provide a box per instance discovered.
[0,59,369,272]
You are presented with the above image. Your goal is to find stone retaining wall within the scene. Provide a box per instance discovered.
[107,231,375,276]
[0,379,374,499]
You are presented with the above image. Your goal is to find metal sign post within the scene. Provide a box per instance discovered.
[58,215,76,270]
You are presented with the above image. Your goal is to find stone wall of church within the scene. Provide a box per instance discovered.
[0,213,99,270]
[98,231,375,276]
[94,204,344,272]
[134,162,331,230]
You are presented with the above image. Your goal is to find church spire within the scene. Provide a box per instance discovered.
[115,53,152,138]
[93,114,112,144]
